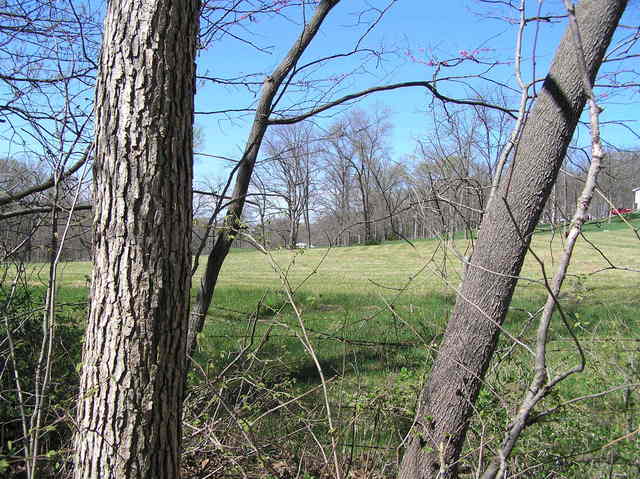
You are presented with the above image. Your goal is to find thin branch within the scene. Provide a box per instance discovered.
[267,81,517,125]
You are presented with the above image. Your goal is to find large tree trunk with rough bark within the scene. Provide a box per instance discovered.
[74,1,198,478]
[398,1,626,478]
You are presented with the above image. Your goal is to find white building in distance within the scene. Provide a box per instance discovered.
[634,187,640,210]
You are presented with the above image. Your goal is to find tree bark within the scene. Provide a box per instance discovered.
[398,1,626,477]
[74,1,198,478]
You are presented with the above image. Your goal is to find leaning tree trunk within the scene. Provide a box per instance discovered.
[398,1,626,478]
[186,0,340,356]
[74,1,198,478]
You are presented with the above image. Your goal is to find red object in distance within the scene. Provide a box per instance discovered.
[610,208,633,215]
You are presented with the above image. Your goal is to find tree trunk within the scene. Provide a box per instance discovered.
[74,1,198,478]
[186,0,339,356]
[289,213,299,248]
[363,206,372,242]
[398,1,626,477]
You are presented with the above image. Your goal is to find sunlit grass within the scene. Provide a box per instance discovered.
[22,214,639,303]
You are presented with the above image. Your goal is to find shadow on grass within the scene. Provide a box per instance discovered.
[290,342,424,384]
[198,286,453,386]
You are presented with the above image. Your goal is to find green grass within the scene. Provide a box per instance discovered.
[21,220,640,395]
[181,218,640,476]
[8,218,640,476]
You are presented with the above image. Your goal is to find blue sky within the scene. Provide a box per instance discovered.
[193,0,639,182]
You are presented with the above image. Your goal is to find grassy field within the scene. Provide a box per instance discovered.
[45,215,640,299]
[10,216,640,477]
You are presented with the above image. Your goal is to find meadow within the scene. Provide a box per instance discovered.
[9,216,640,477]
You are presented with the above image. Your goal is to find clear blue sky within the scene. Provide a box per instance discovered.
[194,0,639,181]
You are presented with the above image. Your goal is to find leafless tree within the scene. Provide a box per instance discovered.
[317,131,357,245]
[188,0,346,355]
[371,160,410,240]
[398,1,627,477]
[254,122,318,248]
[0,0,98,255]
[322,109,392,244]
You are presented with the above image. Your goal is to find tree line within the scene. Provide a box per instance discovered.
[5,110,638,261]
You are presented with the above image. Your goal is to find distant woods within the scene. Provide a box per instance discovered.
[196,106,640,253]
[3,115,639,261]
